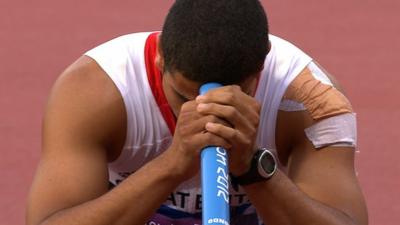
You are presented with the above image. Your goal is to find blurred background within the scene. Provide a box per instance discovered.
[1,0,399,224]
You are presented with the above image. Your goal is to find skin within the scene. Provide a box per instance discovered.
[26,44,368,224]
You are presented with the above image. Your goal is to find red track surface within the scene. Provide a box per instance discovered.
[1,1,399,224]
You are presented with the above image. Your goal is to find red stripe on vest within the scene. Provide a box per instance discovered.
[144,32,176,134]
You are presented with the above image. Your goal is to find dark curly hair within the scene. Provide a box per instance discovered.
[160,0,269,85]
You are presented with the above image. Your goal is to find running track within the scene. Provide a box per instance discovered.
[1,1,399,224]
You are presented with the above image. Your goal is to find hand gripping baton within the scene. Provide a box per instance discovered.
[199,83,230,225]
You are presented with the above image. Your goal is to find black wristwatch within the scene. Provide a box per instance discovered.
[230,148,277,191]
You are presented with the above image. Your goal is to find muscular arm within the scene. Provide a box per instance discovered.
[242,63,368,225]
[244,111,368,225]
[26,57,182,225]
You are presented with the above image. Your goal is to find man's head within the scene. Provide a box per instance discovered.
[159,0,270,85]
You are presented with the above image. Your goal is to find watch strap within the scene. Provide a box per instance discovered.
[230,150,268,191]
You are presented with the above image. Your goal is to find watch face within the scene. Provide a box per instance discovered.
[260,151,276,175]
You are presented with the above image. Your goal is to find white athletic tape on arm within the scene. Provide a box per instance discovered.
[279,99,306,111]
[305,113,357,149]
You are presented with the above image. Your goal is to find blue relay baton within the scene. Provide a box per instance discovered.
[199,83,230,225]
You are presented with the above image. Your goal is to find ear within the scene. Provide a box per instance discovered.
[155,34,165,70]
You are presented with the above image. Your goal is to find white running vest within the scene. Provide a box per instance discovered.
[85,32,312,224]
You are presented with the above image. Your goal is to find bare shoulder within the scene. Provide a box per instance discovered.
[44,55,126,160]
[275,61,353,164]
[27,56,127,224]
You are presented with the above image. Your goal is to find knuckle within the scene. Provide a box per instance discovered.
[236,130,251,145]
[228,129,237,139]
[242,137,252,146]
[253,102,262,113]
[226,107,236,118]
[233,85,242,91]
[227,85,235,91]
[249,126,257,137]
[223,92,235,102]
[251,114,260,127]
[180,102,191,112]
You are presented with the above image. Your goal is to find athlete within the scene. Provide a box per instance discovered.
[27,0,368,225]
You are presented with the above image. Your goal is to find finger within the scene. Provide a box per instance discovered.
[196,85,242,105]
[204,122,251,147]
[204,123,254,173]
[197,103,248,130]
[195,132,232,150]
[197,103,258,134]
[196,87,261,126]
[178,114,231,135]
[179,100,199,116]
[196,85,257,108]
